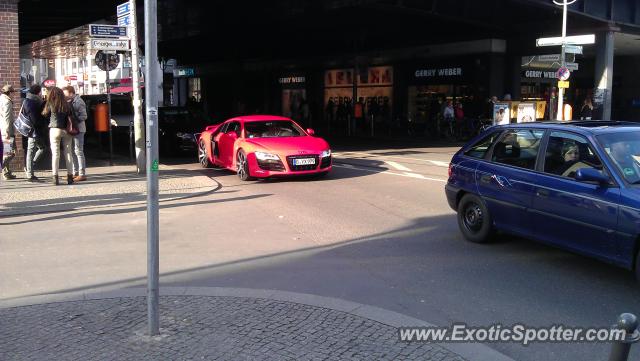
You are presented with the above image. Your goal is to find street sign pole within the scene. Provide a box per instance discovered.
[106,67,114,166]
[554,0,577,120]
[129,0,146,174]
[144,0,160,337]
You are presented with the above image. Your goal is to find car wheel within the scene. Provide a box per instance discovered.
[457,193,493,243]
[236,150,254,181]
[198,139,212,168]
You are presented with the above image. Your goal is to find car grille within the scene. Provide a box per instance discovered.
[258,159,285,171]
[286,155,320,171]
[320,155,331,169]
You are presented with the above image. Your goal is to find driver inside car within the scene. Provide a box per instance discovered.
[609,140,640,182]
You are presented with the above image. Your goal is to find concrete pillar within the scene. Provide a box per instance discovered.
[594,31,615,120]
[0,0,23,171]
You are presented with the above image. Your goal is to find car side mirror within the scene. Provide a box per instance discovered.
[306,128,315,136]
[575,168,610,185]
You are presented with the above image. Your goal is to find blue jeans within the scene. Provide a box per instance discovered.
[72,132,86,176]
[26,136,45,177]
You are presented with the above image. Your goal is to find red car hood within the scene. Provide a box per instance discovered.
[245,136,330,155]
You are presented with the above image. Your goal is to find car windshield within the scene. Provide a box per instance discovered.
[244,120,305,138]
[597,131,640,184]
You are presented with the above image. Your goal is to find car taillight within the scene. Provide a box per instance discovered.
[448,163,453,178]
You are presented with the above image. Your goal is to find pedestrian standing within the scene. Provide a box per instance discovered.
[23,85,47,182]
[42,87,74,185]
[63,86,88,181]
[580,98,594,120]
[0,84,16,180]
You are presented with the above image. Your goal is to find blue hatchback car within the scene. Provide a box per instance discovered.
[445,121,640,279]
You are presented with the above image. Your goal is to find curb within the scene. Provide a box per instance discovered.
[0,287,514,361]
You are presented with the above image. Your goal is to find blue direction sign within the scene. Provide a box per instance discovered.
[89,24,127,38]
[118,15,131,27]
[117,1,131,17]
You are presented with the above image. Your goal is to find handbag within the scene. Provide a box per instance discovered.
[13,102,34,137]
[66,113,79,136]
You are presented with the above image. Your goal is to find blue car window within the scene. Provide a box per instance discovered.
[597,131,640,184]
[491,129,544,170]
[543,131,603,179]
[464,131,502,159]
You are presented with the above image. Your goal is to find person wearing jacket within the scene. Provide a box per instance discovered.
[0,84,16,180]
[23,85,47,182]
[63,86,87,181]
[42,87,74,185]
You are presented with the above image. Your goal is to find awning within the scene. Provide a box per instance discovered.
[109,86,133,93]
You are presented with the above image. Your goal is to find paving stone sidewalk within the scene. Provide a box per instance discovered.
[0,164,218,217]
[0,288,514,361]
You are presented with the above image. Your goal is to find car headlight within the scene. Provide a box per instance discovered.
[255,151,280,161]
[321,149,331,158]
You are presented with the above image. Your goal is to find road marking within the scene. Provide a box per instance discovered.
[428,160,450,167]
[333,164,446,183]
[334,151,451,168]
[385,161,412,172]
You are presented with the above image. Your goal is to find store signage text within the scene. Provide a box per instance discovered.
[279,76,306,84]
[414,67,462,78]
[523,70,556,79]
[173,68,195,77]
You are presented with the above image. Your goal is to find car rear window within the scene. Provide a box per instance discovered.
[464,131,502,159]
[491,129,544,170]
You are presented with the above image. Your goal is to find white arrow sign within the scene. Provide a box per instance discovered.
[566,62,579,71]
[565,45,583,54]
[536,34,596,47]
[90,39,130,51]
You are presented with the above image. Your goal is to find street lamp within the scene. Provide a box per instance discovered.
[553,0,578,120]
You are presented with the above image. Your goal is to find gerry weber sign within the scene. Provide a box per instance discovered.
[415,67,463,78]
[278,76,306,84]
[523,70,556,79]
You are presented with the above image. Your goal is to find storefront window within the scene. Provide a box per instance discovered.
[188,77,201,102]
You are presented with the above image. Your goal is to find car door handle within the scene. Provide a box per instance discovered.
[536,189,550,198]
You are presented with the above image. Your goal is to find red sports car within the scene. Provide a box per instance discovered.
[197,115,332,180]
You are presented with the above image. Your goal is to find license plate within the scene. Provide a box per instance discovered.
[294,158,316,166]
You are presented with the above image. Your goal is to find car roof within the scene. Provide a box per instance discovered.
[228,115,292,122]
[497,121,640,135]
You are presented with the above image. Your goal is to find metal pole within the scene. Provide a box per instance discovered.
[130,0,146,174]
[144,0,160,336]
[556,0,568,120]
[608,313,640,361]
[106,68,114,166]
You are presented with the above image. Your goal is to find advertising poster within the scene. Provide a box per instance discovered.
[493,102,511,125]
[510,101,520,120]
[325,69,354,88]
[536,101,547,119]
[517,102,536,123]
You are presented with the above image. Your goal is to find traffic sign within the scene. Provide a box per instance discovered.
[89,24,128,38]
[95,51,120,71]
[565,45,583,54]
[556,66,570,81]
[565,62,579,71]
[117,1,131,17]
[118,14,131,26]
[558,81,570,89]
[536,34,596,47]
[90,39,130,51]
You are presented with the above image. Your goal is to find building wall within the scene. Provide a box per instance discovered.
[1,0,23,171]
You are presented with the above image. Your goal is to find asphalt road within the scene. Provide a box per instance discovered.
[2,142,640,361]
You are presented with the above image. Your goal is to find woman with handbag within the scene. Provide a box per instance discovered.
[42,87,75,185]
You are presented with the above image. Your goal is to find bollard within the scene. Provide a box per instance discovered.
[608,313,640,361]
